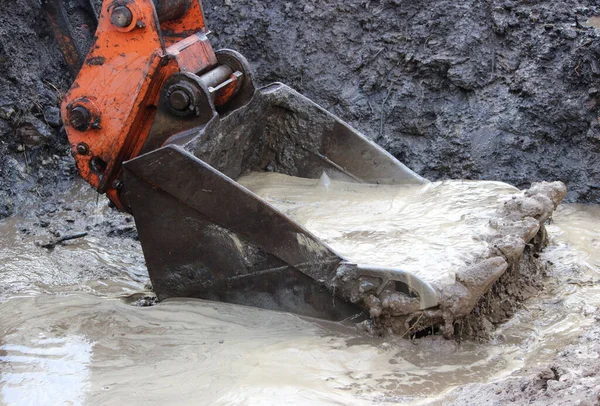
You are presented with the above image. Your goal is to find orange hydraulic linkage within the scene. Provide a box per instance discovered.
[60,0,241,209]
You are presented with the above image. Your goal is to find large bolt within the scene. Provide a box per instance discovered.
[111,6,133,28]
[70,106,91,131]
[168,89,191,111]
[76,142,89,155]
[111,179,124,190]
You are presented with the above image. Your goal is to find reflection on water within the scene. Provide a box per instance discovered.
[0,182,598,405]
[0,335,92,406]
[0,295,520,405]
[547,204,600,270]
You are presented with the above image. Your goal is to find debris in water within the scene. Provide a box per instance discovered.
[39,231,88,249]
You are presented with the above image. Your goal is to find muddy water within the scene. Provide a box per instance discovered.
[238,172,519,288]
[0,182,147,301]
[0,184,599,405]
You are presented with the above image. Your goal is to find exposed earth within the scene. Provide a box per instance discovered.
[1,0,600,405]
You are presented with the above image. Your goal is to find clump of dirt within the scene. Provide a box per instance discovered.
[203,0,600,203]
[362,181,566,339]
[450,181,568,338]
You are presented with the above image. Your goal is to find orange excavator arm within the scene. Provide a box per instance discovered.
[45,0,245,209]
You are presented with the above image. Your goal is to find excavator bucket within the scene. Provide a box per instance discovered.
[122,83,438,321]
[45,0,565,335]
[121,81,564,333]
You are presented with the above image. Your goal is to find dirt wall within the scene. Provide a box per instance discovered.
[0,0,75,218]
[1,0,600,220]
[203,0,600,203]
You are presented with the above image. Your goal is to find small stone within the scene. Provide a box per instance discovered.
[43,106,62,128]
[561,28,578,40]
[0,105,16,120]
[359,280,376,294]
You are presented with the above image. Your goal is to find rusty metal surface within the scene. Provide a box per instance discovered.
[159,0,207,46]
[136,72,217,159]
[165,32,217,74]
[56,0,218,209]
[44,0,197,76]
[138,49,255,162]
[61,0,166,201]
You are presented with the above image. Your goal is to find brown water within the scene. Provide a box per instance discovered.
[0,182,147,301]
[0,181,598,405]
[238,172,519,288]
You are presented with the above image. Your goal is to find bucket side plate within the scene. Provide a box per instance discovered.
[123,145,364,320]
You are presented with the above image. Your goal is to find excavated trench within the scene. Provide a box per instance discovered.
[1,0,600,405]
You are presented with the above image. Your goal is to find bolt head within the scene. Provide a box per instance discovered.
[169,89,191,111]
[76,142,89,155]
[70,106,91,131]
[111,6,133,28]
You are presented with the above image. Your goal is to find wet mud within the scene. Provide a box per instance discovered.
[442,204,600,405]
[0,0,599,404]
[0,194,599,405]
[203,0,600,204]
[0,181,146,302]
[239,172,565,337]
